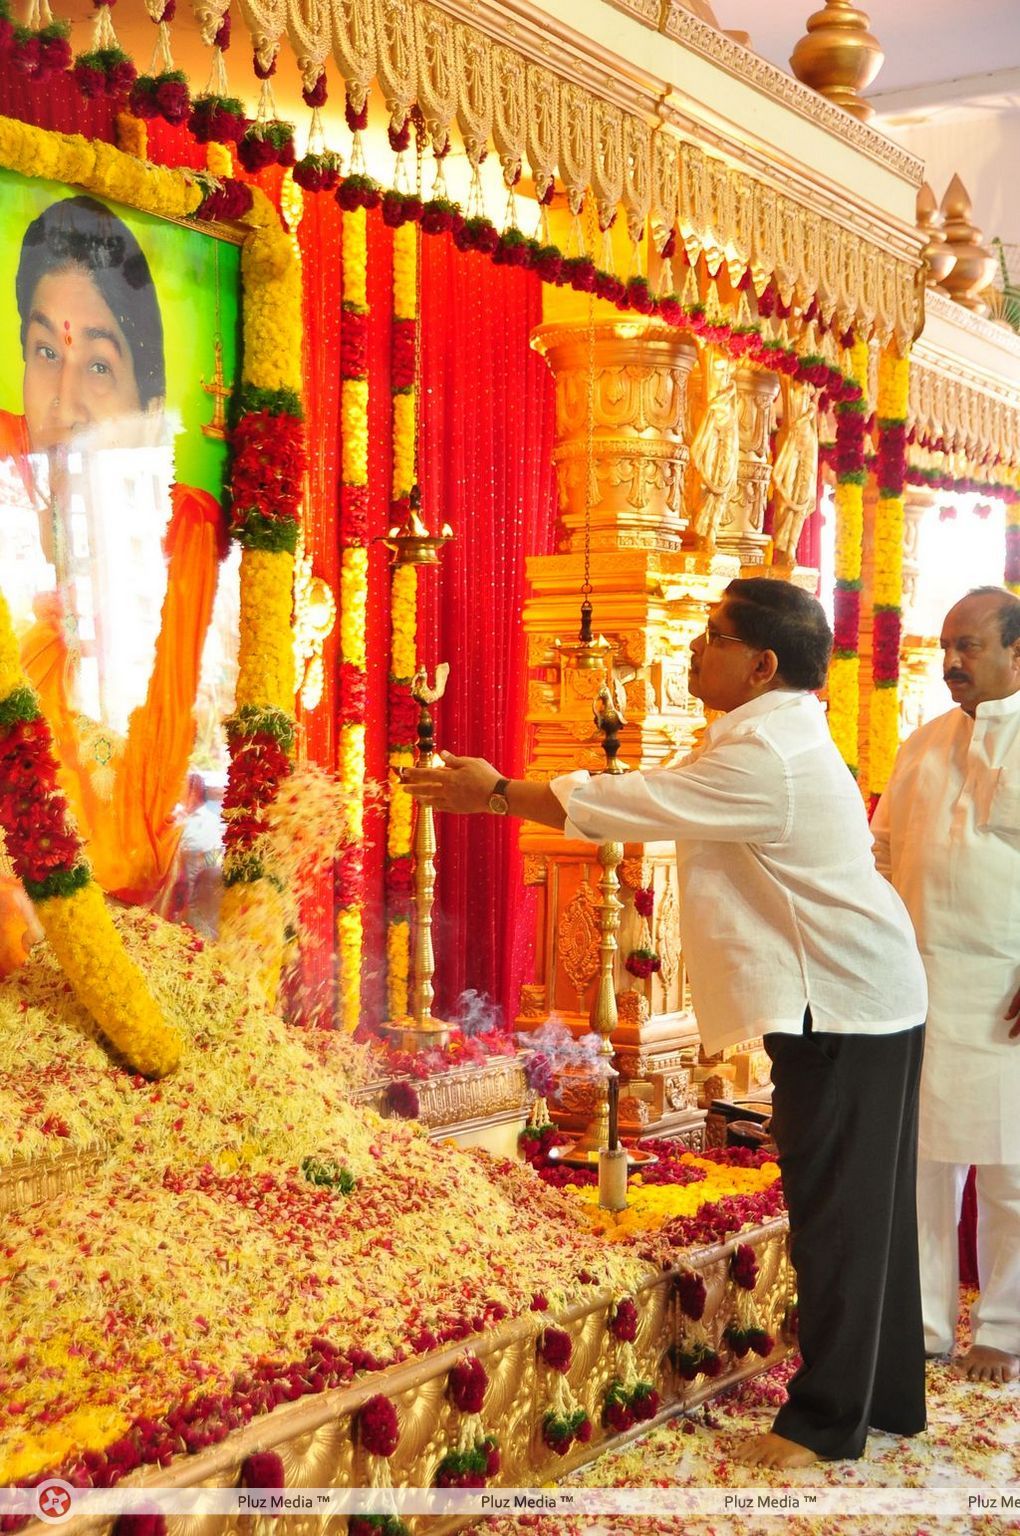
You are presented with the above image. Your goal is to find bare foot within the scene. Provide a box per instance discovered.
[956,1346,1020,1384]
[732,1432,820,1468]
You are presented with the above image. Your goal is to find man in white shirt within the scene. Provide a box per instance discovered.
[872,587,1020,1385]
[405,578,929,1467]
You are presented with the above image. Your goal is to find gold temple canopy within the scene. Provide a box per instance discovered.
[227,0,923,348]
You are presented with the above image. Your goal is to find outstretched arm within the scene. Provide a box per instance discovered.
[402,752,566,829]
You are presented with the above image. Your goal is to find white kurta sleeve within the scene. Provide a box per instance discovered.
[550,730,790,845]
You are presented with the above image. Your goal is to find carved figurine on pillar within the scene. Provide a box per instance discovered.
[686,349,740,553]
[771,377,820,572]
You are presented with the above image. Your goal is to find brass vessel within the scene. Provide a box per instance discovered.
[789,0,884,123]
[939,174,998,315]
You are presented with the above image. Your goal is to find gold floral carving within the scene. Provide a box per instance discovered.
[656,871,680,990]
[663,1068,693,1110]
[373,0,417,127]
[490,42,526,184]
[616,986,651,1028]
[619,857,652,889]
[623,114,652,243]
[559,80,594,214]
[414,1,458,148]
[327,0,377,113]
[518,981,547,1017]
[591,100,625,230]
[522,854,548,886]
[525,61,559,201]
[455,19,493,163]
[557,880,602,1001]
[651,126,679,249]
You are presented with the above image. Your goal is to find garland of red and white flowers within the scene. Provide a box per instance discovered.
[335,197,370,1032]
[537,1326,593,1456]
[435,1355,501,1487]
[869,347,909,801]
[385,219,419,1020]
[602,1297,660,1432]
[335,177,864,410]
[828,337,870,775]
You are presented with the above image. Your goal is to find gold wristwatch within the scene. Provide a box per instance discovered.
[487,776,511,815]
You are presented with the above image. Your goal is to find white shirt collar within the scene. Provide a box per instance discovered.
[973,687,1020,721]
[706,688,818,745]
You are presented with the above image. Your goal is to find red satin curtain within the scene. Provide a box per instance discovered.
[415,233,557,1030]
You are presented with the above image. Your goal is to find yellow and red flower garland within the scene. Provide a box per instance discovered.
[386,221,419,1019]
[336,206,370,1031]
[828,337,870,774]
[870,347,910,800]
[217,184,305,1001]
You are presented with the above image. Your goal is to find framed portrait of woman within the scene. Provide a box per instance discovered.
[0,166,243,939]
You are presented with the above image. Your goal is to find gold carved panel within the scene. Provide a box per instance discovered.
[557,879,601,1002]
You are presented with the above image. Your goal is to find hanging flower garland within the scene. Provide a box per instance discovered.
[336,201,370,1032]
[72,0,136,99]
[625,882,660,981]
[0,593,181,1077]
[537,1326,592,1456]
[8,0,72,84]
[671,1266,721,1382]
[332,175,864,408]
[828,336,870,775]
[721,1242,775,1360]
[601,1296,660,1431]
[217,182,305,1003]
[870,346,909,802]
[128,0,190,127]
[434,1354,501,1488]
[385,219,419,1020]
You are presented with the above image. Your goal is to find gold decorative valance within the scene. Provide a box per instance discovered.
[909,356,1020,473]
[215,0,921,347]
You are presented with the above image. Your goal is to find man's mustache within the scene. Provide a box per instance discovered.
[944,672,969,682]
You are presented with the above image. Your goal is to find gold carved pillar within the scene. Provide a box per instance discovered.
[718,364,780,570]
[519,320,738,1143]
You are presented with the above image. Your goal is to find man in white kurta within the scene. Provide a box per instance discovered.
[872,587,1020,1384]
[406,578,929,1467]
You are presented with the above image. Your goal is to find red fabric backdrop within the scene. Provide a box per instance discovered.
[415,232,557,1030]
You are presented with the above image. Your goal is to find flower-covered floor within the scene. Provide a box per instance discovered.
[465,1292,1020,1536]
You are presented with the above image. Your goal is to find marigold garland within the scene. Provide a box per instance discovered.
[828,337,870,775]
[386,221,420,1018]
[869,347,909,798]
[0,593,180,1077]
[334,205,371,1031]
[219,187,305,1002]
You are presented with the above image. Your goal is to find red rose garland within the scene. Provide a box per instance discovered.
[538,1327,591,1455]
[603,1297,660,1431]
[435,1355,500,1488]
[722,1242,775,1360]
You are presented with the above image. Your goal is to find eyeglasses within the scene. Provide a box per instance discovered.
[704,625,752,647]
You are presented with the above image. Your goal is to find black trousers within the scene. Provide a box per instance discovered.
[765,1016,926,1459]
